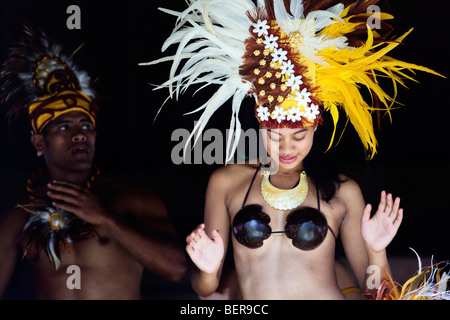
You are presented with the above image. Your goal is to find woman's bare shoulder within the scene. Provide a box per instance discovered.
[209,163,260,188]
[335,174,365,211]
[336,174,361,193]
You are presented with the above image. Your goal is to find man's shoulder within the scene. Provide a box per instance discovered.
[94,173,166,217]
[0,203,29,242]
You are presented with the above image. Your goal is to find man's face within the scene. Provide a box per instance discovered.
[32,111,96,173]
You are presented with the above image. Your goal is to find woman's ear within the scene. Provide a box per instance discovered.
[30,134,45,157]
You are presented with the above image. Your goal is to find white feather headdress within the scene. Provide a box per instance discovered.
[142,0,255,161]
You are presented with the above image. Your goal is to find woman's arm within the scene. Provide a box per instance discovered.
[187,167,232,297]
[339,179,402,291]
[339,179,371,289]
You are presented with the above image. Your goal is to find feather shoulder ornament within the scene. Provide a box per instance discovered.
[17,168,98,270]
[142,0,444,160]
[18,202,92,270]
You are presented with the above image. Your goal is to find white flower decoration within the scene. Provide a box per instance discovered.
[271,105,287,123]
[263,34,279,50]
[256,105,270,121]
[252,19,270,37]
[287,106,303,122]
[294,87,311,107]
[303,103,320,121]
[286,74,303,91]
[271,48,288,63]
[280,60,294,75]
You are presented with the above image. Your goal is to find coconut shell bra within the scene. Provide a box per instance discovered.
[232,167,336,250]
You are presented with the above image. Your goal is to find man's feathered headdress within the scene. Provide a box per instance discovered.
[142,0,443,160]
[0,24,97,133]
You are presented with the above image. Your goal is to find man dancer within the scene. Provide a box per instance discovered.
[0,27,186,299]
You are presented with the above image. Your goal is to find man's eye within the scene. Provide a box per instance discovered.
[79,121,94,130]
[59,125,69,131]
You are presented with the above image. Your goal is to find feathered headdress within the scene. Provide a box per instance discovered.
[142,0,443,160]
[0,24,97,133]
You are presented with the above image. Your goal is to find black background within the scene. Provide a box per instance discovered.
[0,0,449,299]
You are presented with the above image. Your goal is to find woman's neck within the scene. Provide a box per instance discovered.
[272,161,303,176]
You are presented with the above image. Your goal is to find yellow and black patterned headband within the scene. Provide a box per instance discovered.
[28,55,96,133]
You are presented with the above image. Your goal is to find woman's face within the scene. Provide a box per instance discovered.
[261,126,316,172]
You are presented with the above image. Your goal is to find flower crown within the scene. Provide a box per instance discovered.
[243,18,322,128]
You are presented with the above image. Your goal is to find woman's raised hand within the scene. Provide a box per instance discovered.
[361,191,403,253]
[186,223,225,274]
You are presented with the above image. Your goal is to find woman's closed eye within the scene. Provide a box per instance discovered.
[293,136,305,141]
[268,132,280,142]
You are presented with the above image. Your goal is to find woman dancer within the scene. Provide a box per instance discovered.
[146,0,442,299]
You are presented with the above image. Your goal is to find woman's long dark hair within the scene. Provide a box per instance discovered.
[303,138,345,203]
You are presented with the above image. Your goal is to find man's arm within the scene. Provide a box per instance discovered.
[101,189,187,282]
[0,207,27,298]
[47,181,187,282]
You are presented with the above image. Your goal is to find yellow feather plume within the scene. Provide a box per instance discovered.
[315,26,444,158]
